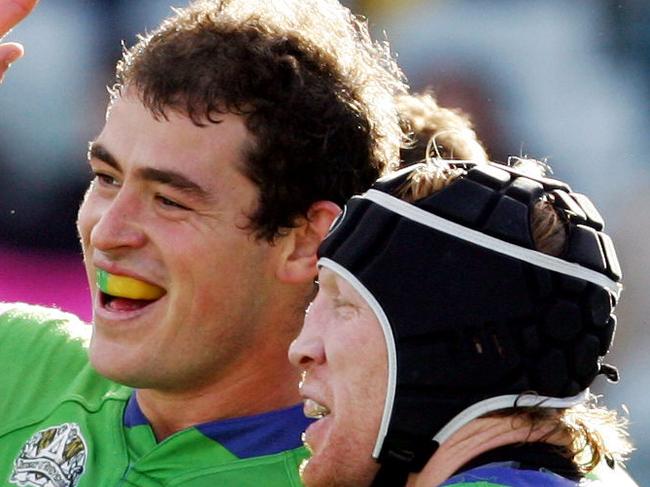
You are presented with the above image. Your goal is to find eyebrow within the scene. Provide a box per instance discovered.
[88,141,118,169]
[88,141,210,200]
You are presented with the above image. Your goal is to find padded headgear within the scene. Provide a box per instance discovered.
[318,161,622,478]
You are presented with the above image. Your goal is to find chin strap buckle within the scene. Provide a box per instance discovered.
[599,363,619,383]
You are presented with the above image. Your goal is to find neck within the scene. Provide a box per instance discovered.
[137,281,312,440]
[138,335,302,441]
[405,415,570,487]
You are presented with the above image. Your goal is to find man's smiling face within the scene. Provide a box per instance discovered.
[78,92,282,390]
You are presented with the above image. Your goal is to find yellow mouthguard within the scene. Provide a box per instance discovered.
[96,269,165,300]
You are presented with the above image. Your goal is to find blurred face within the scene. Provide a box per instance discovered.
[78,92,283,390]
[289,267,388,487]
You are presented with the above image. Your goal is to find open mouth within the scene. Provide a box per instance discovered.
[100,292,160,312]
[304,398,331,419]
[96,269,166,312]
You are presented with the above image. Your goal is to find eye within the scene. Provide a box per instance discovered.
[333,296,352,308]
[332,295,358,319]
[156,194,190,211]
[93,171,119,187]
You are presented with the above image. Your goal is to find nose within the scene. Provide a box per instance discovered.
[86,189,147,252]
[288,319,326,369]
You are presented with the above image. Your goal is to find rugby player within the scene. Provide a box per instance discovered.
[290,158,638,486]
[0,0,407,484]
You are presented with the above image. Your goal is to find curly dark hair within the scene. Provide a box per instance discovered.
[113,0,407,240]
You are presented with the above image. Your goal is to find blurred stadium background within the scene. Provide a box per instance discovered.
[1,0,648,479]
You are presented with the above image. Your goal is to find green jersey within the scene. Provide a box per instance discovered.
[0,303,309,486]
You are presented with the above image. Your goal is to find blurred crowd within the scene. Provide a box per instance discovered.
[1,0,648,479]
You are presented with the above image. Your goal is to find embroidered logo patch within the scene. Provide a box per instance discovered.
[10,423,87,487]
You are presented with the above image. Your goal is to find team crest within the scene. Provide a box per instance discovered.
[10,423,87,487]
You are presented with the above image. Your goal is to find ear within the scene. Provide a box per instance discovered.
[276,200,341,284]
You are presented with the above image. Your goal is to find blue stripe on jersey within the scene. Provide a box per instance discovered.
[196,403,313,458]
[123,393,149,427]
[441,463,578,486]
[123,392,313,458]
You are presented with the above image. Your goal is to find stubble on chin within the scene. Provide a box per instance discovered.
[298,455,378,487]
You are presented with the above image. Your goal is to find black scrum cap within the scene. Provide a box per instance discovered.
[317,161,622,479]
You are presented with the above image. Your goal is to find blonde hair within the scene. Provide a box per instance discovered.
[493,398,632,474]
[397,92,488,167]
[562,401,632,471]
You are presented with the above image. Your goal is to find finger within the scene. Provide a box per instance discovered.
[0,0,38,38]
[0,41,23,62]
[0,41,23,82]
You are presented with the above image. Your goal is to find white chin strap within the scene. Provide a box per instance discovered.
[317,258,398,460]
[432,389,590,446]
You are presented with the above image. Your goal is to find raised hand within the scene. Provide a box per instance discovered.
[0,0,38,82]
